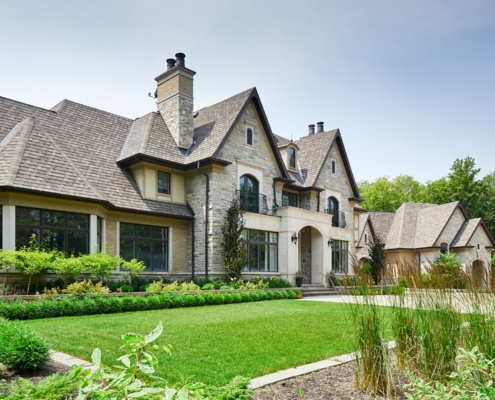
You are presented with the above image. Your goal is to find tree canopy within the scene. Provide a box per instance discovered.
[358,157,495,236]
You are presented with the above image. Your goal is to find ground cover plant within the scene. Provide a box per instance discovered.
[20,300,371,386]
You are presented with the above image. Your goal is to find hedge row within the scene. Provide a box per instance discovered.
[0,289,301,321]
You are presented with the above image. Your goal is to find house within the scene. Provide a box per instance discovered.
[0,53,362,287]
[356,201,495,279]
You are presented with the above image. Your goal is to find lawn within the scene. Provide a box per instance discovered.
[21,300,370,386]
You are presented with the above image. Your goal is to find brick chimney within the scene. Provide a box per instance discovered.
[155,53,196,149]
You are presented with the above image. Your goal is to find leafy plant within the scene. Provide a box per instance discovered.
[120,258,146,286]
[63,280,110,295]
[0,249,17,284]
[79,249,121,282]
[0,317,50,371]
[221,198,246,279]
[50,253,84,288]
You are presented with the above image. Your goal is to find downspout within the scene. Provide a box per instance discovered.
[317,191,320,212]
[191,218,195,281]
[197,161,209,279]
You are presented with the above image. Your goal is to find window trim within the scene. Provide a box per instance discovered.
[282,191,298,207]
[243,229,278,272]
[332,240,348,274]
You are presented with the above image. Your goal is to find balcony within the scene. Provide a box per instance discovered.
[324,209,346,228]
[236,190,268,215]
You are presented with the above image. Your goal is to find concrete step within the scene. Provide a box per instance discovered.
[299,286,339,297]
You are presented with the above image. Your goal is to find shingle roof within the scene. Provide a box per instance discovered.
[275,130,361,198]
[414,202,459,248]
[0,97,193,219]
[451,218,481,247]
[368,212,395,242]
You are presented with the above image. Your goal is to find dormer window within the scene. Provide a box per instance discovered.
[157,171,171,195]
[246,127,253,145]
[289,147,296,169]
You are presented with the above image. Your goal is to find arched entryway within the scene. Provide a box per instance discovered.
[298,226,324,284]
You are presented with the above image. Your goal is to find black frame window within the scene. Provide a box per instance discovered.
[332,240,348,273]
[246,127,253,145]
[158,171,171,195]
[239,174,259,213]
[440,242,449,254]
[289,147,296,169]
[15,207,89,254]
[282,191,298,207]
[120,222,168,271]
[243,229,278,272]
[97,217,103,251]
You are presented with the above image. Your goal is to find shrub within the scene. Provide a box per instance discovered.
[119,285,134,292]
[120,258,146,286]
[179,281,201,292]
[3,372,78,400]
[230,293,242,303]
[201,283,215,290]
[210,293,225,305]
[63,280,110,295]
[79,249,121,282]
[50,254,84,288]
[220,285,232,290]
[0,317,50,371]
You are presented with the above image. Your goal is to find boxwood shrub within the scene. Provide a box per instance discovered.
[0,289,301,320]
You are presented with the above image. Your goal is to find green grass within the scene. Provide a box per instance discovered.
[22,300,363,386]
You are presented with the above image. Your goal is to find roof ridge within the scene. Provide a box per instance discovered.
[0,117,35,185]
[52,99,134,121]
[194,87,255,114]
[33,119,106,200]
[139,113,156,154]
[0,96,58,114]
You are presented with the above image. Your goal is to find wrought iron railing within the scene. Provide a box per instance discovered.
[323,209,346,228]
[236,190,268,215]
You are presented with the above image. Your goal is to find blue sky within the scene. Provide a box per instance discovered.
[1,0,494,183]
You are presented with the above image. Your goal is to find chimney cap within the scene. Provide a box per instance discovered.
[308,124,315,135]
[175,52,186,67]
[166,58,176,70]
[316,121,324,132]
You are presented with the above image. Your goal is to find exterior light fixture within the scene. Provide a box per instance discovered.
[291,233,298,245]
[328,238,334,247]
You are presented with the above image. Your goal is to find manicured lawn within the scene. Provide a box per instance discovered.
[23,300,368,385]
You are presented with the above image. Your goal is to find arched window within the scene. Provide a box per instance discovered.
[440,242,449,254]
[289,147,296,169]
[331,160,336,174]
[246,128,253,145]
[239,175,259,213]
[327,197,343,227]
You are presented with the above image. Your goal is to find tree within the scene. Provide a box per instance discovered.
[15,235,53,294]
[221,198,246,279]
[79,248,121,282]
[368,236,386,284]
[358,175,425,212]
[0,250,17,284]
[121,258,146,286]
[51,253,84,288]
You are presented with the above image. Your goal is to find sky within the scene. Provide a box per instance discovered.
[1,0,495,184]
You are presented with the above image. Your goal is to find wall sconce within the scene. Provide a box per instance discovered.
[291,233,298,245]
[327,238,334,247]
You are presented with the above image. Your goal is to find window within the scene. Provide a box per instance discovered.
[16,207,89,254]
[239,174,259,213]
[332,240,348,273]
[327,196,343,227]
[157,171,171,195]
[120,223,168,271]
[282,191,298,207]
[243,229,278,272]
[331,160,336,174]
[289,147,296,169]
[440,242,449,254]
[246,127,253,145]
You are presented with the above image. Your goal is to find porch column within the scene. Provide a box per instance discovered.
[2,205,16,250]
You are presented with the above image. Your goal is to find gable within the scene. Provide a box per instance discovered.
[434,206,466,246]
